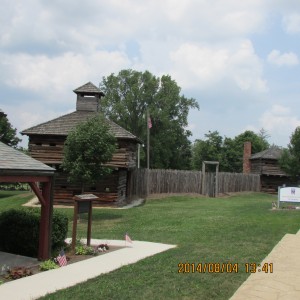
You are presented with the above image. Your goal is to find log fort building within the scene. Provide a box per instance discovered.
[21,82,141,206]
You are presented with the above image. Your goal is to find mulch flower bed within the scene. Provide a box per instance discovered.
[0,244,124,284]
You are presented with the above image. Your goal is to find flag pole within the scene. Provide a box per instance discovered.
[147,108,150,169]
[146,108,150,198]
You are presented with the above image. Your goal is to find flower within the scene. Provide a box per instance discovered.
[97,244,109,252]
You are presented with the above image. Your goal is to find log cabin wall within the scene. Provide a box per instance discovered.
[27,134,137,206]
[29,135,65,165]
[54,170,121,206]
[260,175,297,193]
[250,159,286,176]
[117,169,127,203]
[28,135,137,169]
[250,158,291,193]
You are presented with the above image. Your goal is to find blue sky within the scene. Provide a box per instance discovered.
[1,0,300,148]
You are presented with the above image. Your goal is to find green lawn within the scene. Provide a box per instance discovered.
[0,191,34,211]
[1,192,300,299]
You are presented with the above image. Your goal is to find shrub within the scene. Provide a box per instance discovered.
[75,244,96,255]
[39,259,59,271]
[0,208,68,257]
[51,211,69,251]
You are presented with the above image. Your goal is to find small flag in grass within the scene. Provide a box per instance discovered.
[125,233,133,244]
[57,250,67,267]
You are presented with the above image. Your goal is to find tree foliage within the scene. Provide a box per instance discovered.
[99,69,199,169]
[192,130,270,172]
[279,127,300,179]
[0,112,21,148]
[191,131,223,171]
[62,115,116,191]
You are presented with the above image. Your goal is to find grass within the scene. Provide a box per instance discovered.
[1,191,300,299]
[0,191,34,211]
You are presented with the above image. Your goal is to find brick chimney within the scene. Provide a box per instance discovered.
[243,141,252,173]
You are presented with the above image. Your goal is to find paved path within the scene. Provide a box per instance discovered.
[230,230,300,300]
[0,239,176,300]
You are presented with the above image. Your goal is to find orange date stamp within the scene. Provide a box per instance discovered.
[178,262,273,273]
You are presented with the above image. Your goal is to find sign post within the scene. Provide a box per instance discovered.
[71,194,99,251]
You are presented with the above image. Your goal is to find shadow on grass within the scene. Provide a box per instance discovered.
[0,192,19,199]
[79,212,123,221]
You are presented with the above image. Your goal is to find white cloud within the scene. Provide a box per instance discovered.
[169,40,267,92]
[0,51,130,100]
[267,50,299,66]
[259,104,300,146]
[283,13,300,34]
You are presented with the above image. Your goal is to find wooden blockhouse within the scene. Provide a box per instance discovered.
[243,142,293,193]
[21,82,141,206]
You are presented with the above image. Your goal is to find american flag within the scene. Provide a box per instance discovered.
[125,233,133,244]
[57,250,67,267]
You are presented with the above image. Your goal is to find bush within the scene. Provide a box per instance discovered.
[39,259,59,271]
[75,244,96,255]
[0,208,68,257]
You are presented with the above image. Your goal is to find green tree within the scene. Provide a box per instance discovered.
[222,130,270,172]
[62,115,116,192]
[0,112,21,147]
[279,127,300,179]
[192,130,269,172]
[99,69,199,169]
[191,131,223,170]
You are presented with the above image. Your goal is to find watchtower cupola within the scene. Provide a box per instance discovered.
[73,82,105,112]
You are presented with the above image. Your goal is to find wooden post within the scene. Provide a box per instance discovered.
[202,161,219,197]
[71,201,79,252]
[87,201,92,246]
[72,194,98,251]
[38,179,53,260]
[215,163,219,197]
[202,162,206,195]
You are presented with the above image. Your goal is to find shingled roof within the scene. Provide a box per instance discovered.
[21,111,140,141]
[250,146,283,160]
[73,82,104,96]
[0,142,55,176]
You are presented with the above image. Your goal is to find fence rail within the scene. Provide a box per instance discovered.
[128,169,260,199]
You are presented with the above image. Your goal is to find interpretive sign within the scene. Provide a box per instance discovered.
[72,194,99,251]
[278,187,300,208]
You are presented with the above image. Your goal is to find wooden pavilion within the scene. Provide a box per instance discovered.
[0,141,55,260]
[21,82,141,206]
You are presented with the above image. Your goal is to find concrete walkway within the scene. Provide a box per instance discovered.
[0,239,176,300]
[230,230,300,300]
[0,252,38,272]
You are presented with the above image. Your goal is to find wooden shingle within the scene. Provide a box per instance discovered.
[21,111,140,141]
[73,82,104,96]
[250,146,283,160]
[0,141,55,175]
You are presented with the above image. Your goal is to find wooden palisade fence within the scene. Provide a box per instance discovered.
[128,169,260,199]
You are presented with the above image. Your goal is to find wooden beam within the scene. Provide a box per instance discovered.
[29,182,46,207]
[0,175,51,183]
